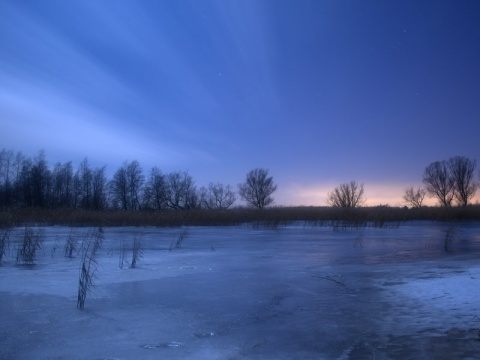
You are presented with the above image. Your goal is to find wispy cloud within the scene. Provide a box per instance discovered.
[0,1,220,169]
[0,75,184,167]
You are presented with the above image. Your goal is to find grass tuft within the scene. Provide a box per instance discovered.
[64,228,80,258]
[169,227,189,251]
[16,226,44,265]
[77,227,104,310]
[130,235,143,268]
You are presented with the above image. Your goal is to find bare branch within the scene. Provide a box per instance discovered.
[449,156,477,206]
[423,160,455,207]
[402,186,426,208]
[327,181,365,208]
[238,168,277,209]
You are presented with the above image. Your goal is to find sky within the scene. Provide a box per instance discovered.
[1,0,480,206]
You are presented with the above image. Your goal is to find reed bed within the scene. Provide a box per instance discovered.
[1,205,480,228]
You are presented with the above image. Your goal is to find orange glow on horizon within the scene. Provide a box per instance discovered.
[277,183,480,207]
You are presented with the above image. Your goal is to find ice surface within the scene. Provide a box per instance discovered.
[1,222,479,359]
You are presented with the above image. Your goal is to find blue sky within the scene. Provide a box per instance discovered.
[1,0,480,206]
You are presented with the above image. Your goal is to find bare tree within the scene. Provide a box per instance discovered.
[11,151,25,206]
[16,157,33,207]
[30,151,51,208]
[110,166,128,210]
[77,158,93,209]
[327,181,365,208]
[238,168,277,209]
[199,182,236,209]
[50,161,74,208]
[402,186,427,208]
[92,166,108,210]
[110,161,144,211]
[0,149,15,207]
[448,156,477,206]
[125,161,144,211]
[423,160,455,207]
[165,171,198,210]
[143,167,168,210]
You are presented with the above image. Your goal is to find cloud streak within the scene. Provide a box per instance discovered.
[0,73,196,169]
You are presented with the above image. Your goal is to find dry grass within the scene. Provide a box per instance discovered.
[0,228,9,263]
[15,226,44,265]
[1,205,480,228]
[77,227,104,310]
[130,235,143,268]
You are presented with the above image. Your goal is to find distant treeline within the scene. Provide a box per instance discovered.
[0,149,238,211]
[1,149,480,227]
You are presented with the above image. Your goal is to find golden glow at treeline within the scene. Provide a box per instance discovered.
[280,184,480,207]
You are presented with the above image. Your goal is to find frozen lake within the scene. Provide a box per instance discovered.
[1,222,480,359]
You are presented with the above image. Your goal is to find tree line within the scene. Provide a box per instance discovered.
[0,149,277,211]
[1,149,477,211]
[403,156,478,208]
[327,156,478,209]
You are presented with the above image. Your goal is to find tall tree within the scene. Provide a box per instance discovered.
[110,161,144,211]
[423,160,455,207]
[30,151,51,208]
[0,149,14,207]
[11,151,26,207]
[17,157,33,207]
[327,181,365,208]
[77,158,93,209]
[125,160,144,211]
[238,168,277,209]
[165,171,197,210]
[62,161,74,207]
[92,166,108,210]
[110,166,128,210]
[143,167,168,210]
[50,161,74,208]
[448,156,477,206]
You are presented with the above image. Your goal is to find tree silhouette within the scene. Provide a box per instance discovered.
[199,182,236,209]
[423,160,455,207]
[423,156,477,207]
[238,168,277,209]
[327,181,365,208]
[449,156,477,206]
[402,186,426,208]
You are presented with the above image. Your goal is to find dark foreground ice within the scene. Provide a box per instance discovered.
[1,222,480,359]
